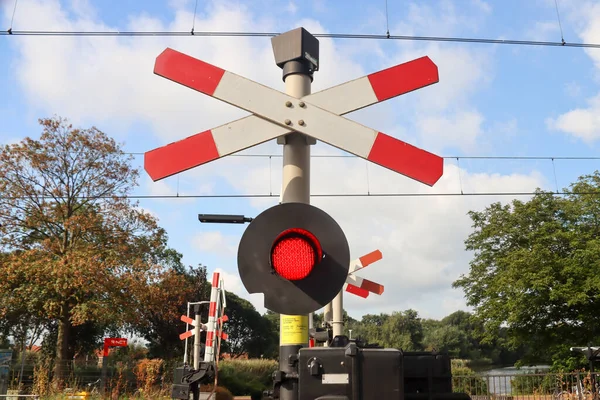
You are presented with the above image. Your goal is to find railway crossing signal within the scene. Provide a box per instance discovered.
[144,27,446,400]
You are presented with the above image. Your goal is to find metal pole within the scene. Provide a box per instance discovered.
[193,305,201,369]
[331,290,344,337]
[323,303,332,347]
[278,71,311,400]
[272,27,319,400]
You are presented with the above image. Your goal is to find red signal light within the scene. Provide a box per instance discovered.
[271,228,323,280]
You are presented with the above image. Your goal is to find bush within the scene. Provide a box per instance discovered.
[511,371,555,395]
[216,359,277,397]
[452,364,489,395]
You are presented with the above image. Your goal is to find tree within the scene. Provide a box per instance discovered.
[0,117,189,386]
[453,171,600,366]
[220,292,278,359]
[423,323,467,357]
[381,309,424,350]
[350,310,424,350]
[141,263,211,359]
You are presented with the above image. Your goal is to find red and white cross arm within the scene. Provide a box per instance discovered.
[145,48,442,186]
[178,315,208,340]
[345,275,384,298]
[344,250,385,298]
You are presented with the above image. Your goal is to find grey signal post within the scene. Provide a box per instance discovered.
[272,27,319,400]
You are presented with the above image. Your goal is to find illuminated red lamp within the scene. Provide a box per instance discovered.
[271,228,323,280]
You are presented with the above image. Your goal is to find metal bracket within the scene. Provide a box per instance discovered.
[277,134,317,145]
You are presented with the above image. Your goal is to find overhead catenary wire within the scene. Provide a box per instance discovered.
[384,0,390,38]
[2,29,600,49]
[42,151,600,161]
[5,145,600,161]
[8,0,19,34]
[190,0,199,35]
[2,191,600,200]
[554,0,566,45]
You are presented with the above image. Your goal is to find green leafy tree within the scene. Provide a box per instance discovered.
[422,318,469,357]
[453,171,600,366]
[0,117,189,386]
[220,292,278,359]
[263,310,280,335]
[351,310,424,350]
[381,309,424,350]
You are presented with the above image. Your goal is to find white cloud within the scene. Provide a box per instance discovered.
[546,94,600,142]
[565,82,582,98]
[416,110,485,153]
[191,231,238,256]
[286,1,297,14]
[524,20,560,42]
[1,0,538,321]
[471,0,492,15]
[207,146,548,319]
[5,0,282,143]
[372,5,495,152]
[544,1,600,143]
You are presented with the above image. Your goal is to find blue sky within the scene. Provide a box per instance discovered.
[1,0,600,321]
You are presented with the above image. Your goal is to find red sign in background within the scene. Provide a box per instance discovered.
[103,337,127,357]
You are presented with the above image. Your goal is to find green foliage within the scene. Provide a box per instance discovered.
[454,171,600,367]
[350,310,424,350]
[220,291,278,359]
[450,361,489,395]
[510,371,555,395]
[217,359,278,398]
[548,346,588,372]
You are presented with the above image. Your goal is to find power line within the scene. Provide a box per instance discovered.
[8,0,19,34]
[2,191,599,200]
[554,0,566,45]
[1,29,597,48]
[6,145,600,161]
[114,152,600,161]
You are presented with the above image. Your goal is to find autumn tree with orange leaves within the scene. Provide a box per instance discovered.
[0,117,190,387]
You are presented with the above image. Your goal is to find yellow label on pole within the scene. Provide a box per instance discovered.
[280,315,308,345]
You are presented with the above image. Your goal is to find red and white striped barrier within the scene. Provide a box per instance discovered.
[204,272,228,362]
[178,271,229,364]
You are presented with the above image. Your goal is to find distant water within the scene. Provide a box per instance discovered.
[477,365,551,395]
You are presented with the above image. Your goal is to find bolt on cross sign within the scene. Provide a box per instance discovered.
[144,48,444,185]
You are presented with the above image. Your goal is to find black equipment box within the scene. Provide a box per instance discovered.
[171,366,191,399]
[298,343,403,400]
[403,352,452,395]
